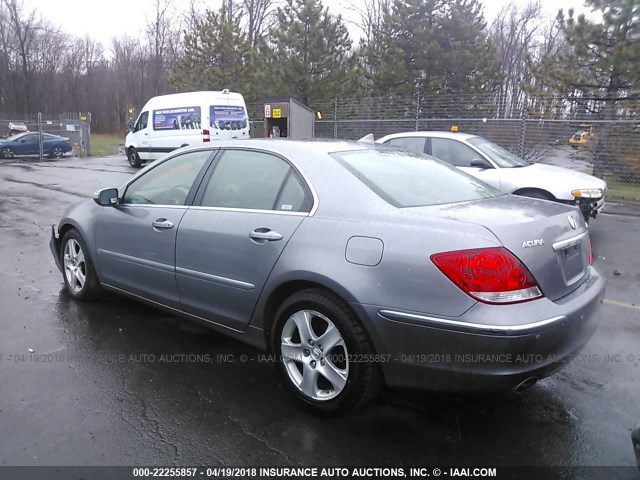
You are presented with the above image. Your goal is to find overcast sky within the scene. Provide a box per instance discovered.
[25,0,592,51]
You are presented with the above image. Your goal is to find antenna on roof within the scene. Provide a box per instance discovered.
[221,89,230,94]
[358,133,376,144]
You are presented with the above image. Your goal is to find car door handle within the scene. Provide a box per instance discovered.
[249,228,283,242]
[152,218,174,230]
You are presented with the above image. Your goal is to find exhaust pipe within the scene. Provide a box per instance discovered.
[515,377,538,392]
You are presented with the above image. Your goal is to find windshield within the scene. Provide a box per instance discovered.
[468,137,528,168]
[332,149,501,208]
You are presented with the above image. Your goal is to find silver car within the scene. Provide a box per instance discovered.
[377,131,607,222]
[50,140,605,414]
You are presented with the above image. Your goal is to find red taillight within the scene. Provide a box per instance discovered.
[431,247,543,304]
[202,129,210,142]
[587,236,593,265]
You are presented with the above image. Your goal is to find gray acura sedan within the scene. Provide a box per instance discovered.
[50,139,605,414]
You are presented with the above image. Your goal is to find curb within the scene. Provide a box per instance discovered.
[603,198,640,217]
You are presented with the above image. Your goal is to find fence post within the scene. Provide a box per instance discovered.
[415,90,420,131]
[37,112,43,161]
[519,107,527,158]
[333,98,338,139]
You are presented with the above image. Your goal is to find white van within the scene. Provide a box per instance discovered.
[125,90,250,167]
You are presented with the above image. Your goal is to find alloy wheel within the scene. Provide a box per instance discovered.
[63,238,86,293]
[280,309,349,401]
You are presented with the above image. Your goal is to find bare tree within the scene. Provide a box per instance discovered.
[2,0,45,113]
[146,0,178,95]
[490,1,543,117]
[347,0,390,45]
[233,0,277,48]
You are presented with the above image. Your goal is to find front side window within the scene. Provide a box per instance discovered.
[430,138,482,167]
[20,134,38,143]
[123,150,211,205]
[386,137,426,155]
[200,149,310,212]
[333,148,500,208]
[134,112,149,132]
[467,137,528,168]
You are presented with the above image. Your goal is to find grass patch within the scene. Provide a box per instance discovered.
[91,133,124,156]
[581,167,640,200]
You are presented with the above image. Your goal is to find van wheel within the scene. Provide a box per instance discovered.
[127,148,141,168]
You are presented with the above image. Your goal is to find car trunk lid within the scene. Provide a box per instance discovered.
[407,195,591,301]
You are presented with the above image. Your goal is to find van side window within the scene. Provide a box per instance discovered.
[134,112,149,132]
[153,106,202,131]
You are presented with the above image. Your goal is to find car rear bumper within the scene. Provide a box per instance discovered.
[353,266,605,392]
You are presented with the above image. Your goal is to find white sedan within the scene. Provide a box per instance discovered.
[377,131,607,222]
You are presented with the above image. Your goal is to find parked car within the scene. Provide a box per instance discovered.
[377,131,607,222]
[7,121,29,136]
[0,132,72,159]
[50,140,605,414]
[125,89,250,168]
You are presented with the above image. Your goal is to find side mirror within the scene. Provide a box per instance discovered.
[470,158,492,169]
[93,187,119,206]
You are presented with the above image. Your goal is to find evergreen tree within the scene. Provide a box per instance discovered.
[168,3,258,98]
[363,0,500,100]
[270,0,353,104]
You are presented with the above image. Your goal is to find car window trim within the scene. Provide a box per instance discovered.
[192,146,317,215]
[119,147,219,207]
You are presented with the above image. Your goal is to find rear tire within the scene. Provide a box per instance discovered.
[60,229,102,301]
[272,288,382,415]
[127,147,141,168]
[50,146,64,158]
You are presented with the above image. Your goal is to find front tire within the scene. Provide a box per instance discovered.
[127,147,141,168]
[515,189,555,201]
[1,147,15,159]
[60,229,102,300]
[273,288,382,415]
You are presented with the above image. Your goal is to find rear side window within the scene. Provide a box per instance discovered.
[332,149,500,208]
[386,137,426,155]
[153,106,202,130]
[200,149,311,212]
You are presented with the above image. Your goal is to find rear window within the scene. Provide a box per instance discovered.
[332,149,501,208]
[210,106,248,130]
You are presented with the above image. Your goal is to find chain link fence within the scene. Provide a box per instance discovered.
[249,94,640,189]
[0,112,92,159]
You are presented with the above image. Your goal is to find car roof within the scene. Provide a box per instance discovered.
[181,138,377,159]
[379,131,478,141]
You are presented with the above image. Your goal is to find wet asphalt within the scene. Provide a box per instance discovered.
[0,155,638,473]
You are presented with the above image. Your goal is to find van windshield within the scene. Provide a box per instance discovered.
[210,106,248,131]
